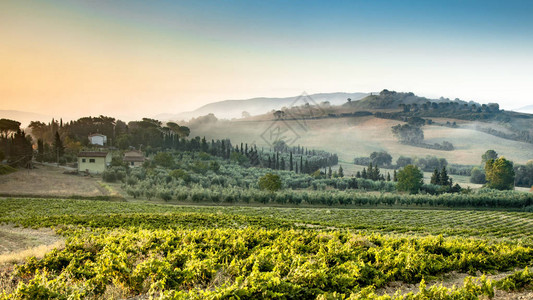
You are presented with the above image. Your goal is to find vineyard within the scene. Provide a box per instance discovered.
[0,198,532,299]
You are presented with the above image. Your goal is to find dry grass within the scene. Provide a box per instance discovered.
[0,164,107,197]
[0,240,64,265]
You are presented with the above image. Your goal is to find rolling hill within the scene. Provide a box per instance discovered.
[185,90,533,167]
[156,92,369,121]
[515,105,533,114]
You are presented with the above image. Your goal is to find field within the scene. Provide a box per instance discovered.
[0,165,108,198]
[0,198,532,299]
[190,116,533,165]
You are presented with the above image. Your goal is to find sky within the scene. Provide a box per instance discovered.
[1,0,532,121]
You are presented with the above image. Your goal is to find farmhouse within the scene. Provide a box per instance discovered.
[123,150,146,167]
[88,133,107,146]
[78,151,111,174]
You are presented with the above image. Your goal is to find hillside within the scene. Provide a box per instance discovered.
[515,105,533,114]
[156,92,368,121]
[189,116,533,166]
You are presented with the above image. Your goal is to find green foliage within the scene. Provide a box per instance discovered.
[153,152,175,168]
[495,267,532,292]
[391,124,424,144]
[397,165,424,194]
[102,166,127,183]
[258,173,282,192]
[485,157,515,190]
[470,166,486,184]
[169,169,191,183]
[110,155,126,167]
[514,160,533,188]
[1,197,532,299]
[370,151,392,167]
[482,149,498,163]
[230,151,249,166]
[52,131,64,159]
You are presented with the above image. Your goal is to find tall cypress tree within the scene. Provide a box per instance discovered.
[289,152,293,171]
[338,165,344,178]
[53,131,64,160]
[439,166,449,186]
[430,168,440,185]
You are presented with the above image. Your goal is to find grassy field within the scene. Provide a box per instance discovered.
[190,116,533,165]
[0,198,531,299]
[0,165,108,197]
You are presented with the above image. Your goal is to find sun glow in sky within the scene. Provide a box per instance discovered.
[1,0,532,121]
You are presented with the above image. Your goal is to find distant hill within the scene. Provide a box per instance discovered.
[0,110,53,128]
[156,92,369,121]
[344,89,479,110]
[514,105,533,114]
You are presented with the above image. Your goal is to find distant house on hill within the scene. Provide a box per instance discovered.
[123,150,145,167]
[78,151,111,174]
[88,133,107,146]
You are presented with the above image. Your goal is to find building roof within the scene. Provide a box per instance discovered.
[124,150,144,157]
[88,133,106,137]
[124,156,146,162]
[78,151,109,157]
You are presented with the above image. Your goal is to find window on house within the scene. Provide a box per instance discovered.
[82,158,86,163]
[89,159,95,163]
[131,162,134,166]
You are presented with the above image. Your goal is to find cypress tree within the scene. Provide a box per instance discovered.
[338,165,344,178]
[439,166,449,186]
[280,157,285,170]
[393,170,398,182]
[37,139,44,162]
[52,131,64,160]
[328,166,332,178]
[289,152,293,171]
[430,168,440,185]
[374,165,380,181]
[362,168,367,179]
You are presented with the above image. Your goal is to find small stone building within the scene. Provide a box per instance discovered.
[78,151,111,174]
[123,150,145,167]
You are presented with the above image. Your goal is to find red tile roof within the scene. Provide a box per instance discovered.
[78,151,109,157]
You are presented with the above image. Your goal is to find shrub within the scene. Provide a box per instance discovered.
[258,173,282,192]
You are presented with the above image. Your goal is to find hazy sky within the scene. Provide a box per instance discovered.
[1,0,532,121]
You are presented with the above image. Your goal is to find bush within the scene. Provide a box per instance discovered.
[470,167,486,184]
[102,167,127,183]
[397,165,424,194]
[258,173,282,192]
